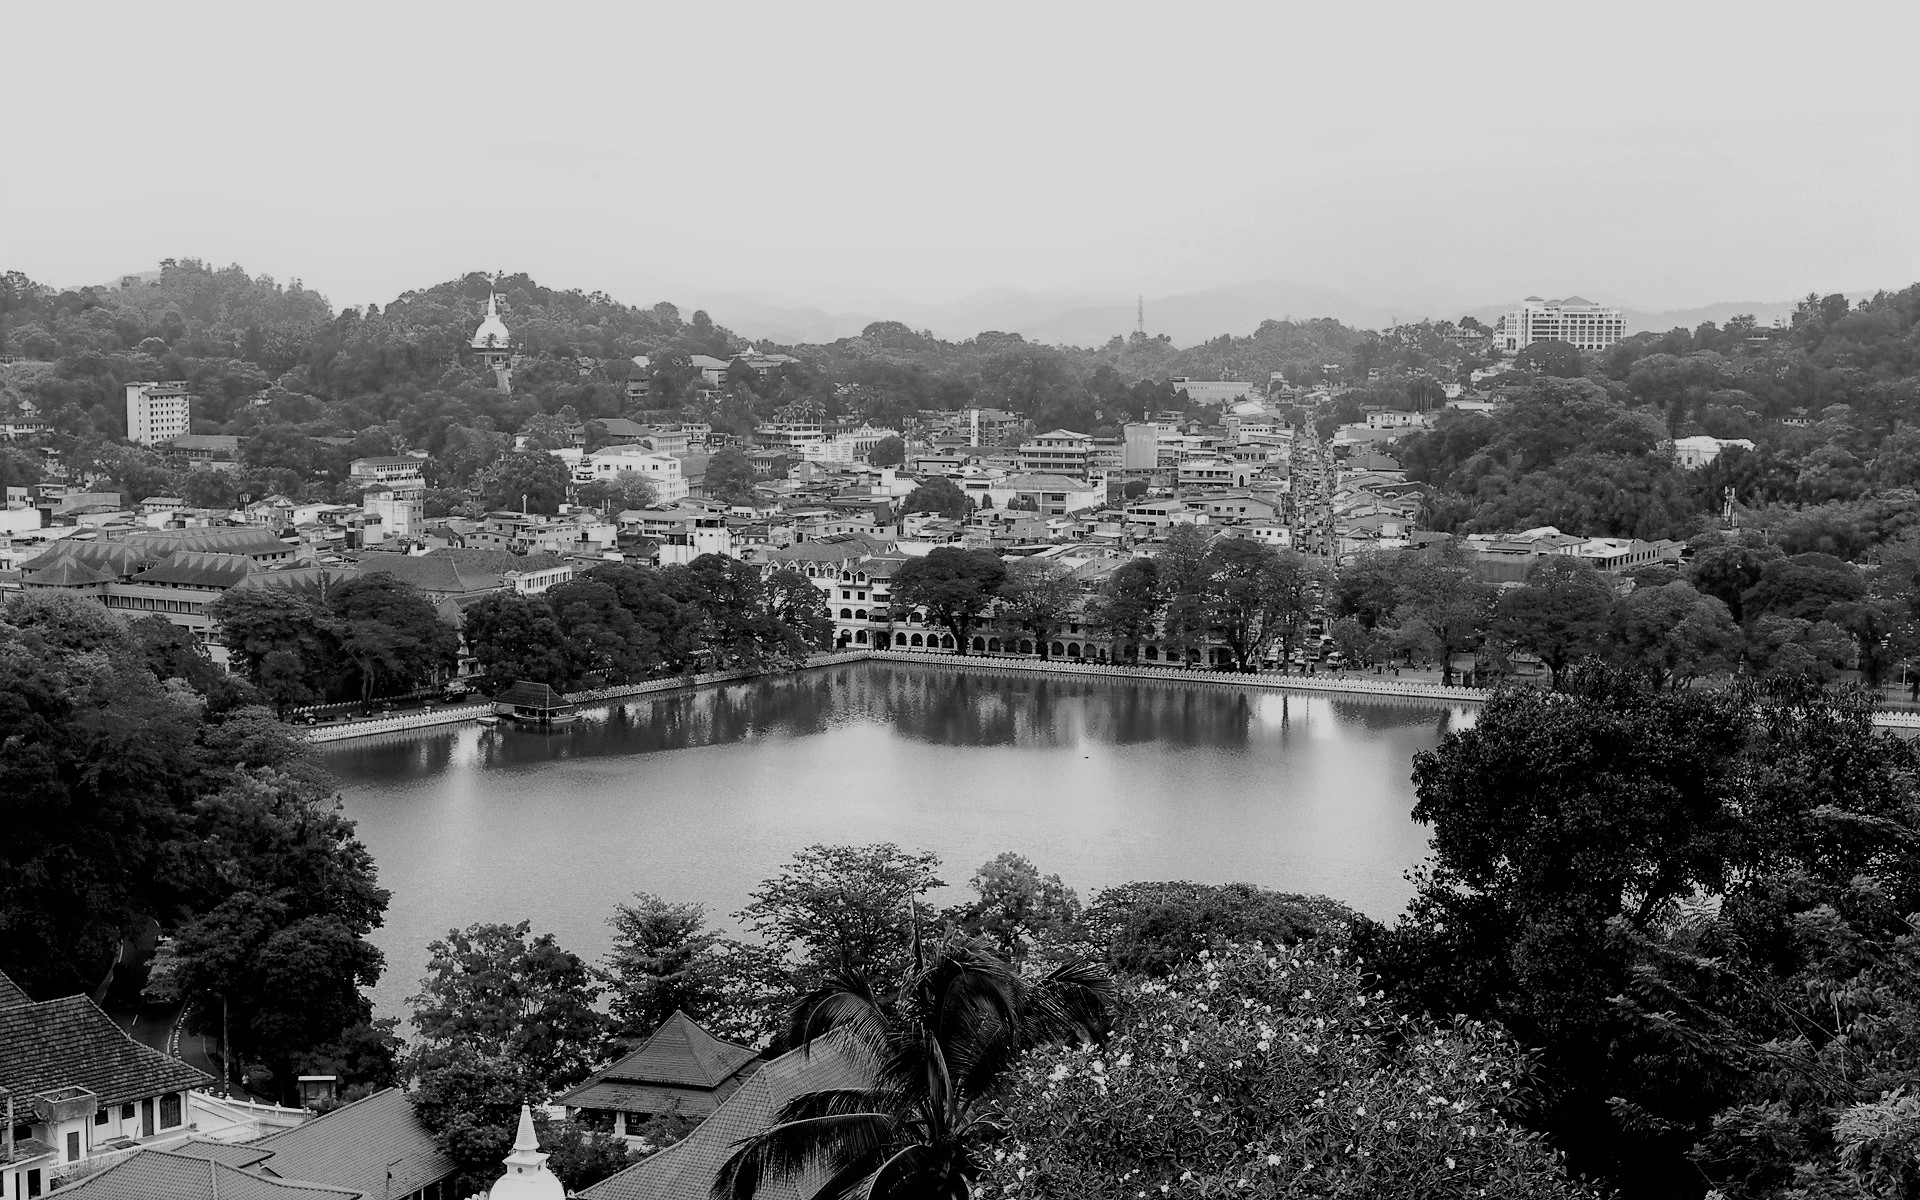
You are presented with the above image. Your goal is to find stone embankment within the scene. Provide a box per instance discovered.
[303,647,1920,742]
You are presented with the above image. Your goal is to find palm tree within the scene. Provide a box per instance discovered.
[713,934,1115,1200]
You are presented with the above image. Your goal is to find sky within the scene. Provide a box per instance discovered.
[2,0,1915,321]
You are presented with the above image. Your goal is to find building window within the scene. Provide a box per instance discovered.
[94,1110,107,1126]
[121,1105,134,1122]
[159,1093,182,1129]
[66,1132,79,1162]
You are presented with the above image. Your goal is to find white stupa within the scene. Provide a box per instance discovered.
[472,278,514,392]
[486,1104,565,1200]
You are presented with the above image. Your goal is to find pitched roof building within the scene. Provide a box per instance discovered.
[51,1148,367,1200]
[248,1087,456,1200]
[579,1034,869,1200]
[559,1013,762,1140]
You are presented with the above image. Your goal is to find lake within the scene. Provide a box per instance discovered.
[320,662,1472,1019]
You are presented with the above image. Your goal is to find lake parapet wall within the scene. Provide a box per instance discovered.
[303,647,1920,742]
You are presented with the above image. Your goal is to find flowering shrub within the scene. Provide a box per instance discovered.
[981,944,1602,1199]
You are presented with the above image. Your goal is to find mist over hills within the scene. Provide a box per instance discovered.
[662,279,1849,349]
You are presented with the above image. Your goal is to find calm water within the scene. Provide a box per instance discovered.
[320,664,1471,1019]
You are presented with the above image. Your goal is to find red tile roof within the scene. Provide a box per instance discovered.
[0,993,211,1108]
[559,1012,762,1118]
[580,1034,871,1200]
[55,1149,366,1200]
[252,1087,455,1199]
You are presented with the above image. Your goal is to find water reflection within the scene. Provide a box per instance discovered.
[321,663,1469,1019]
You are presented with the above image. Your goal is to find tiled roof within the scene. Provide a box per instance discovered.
[131,551,255,588]
[580,1034,871,1200]
[167,1139,278,1169]
[55,1149,366,1200]
[354,548,568,595]
[24,555,116,587]
[128,527,291,558]
[0,970,30,1010]
[252,1087,455,1199]
[0,993,211,1108]
[496,681,570,710]
[561,1013,759,1107]
[19,540,151,578]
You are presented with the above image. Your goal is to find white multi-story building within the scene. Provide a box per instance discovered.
[1494,296,1625,352]
[571,446,691,502]
[125,382,192,445]
[1670,435,1757,469]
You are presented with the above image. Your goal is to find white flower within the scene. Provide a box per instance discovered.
[1445,1157,1455,1169]
[1047,1063,1070,1083]
[1266,1154,1282,1167]
[1355,1105,1366,1116]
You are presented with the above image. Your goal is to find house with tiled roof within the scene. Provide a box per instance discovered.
[353,548,573,600]
[559,1013,762,1144]
[246,1087,455,1200]
[579,1033,870,1200]
[50,1146,367,1200]
[0,970,213,1194]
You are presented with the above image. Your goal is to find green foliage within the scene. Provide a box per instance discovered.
[998,559,1078,659]
[737,843,945,992]
[867,435,905,467]
[716,934,1116,1200]
[1493,557,1616,687]
[943,852,1083,961]
[0,592,389,1102]
[1083,882,1356,978]
[705,447,758,505]
[408,920,607,1091]
[987,944,1599,1200]
[479,449,570,514]
[891,548,1008,654]
[900,475,971,521]
[1373,670,1920,1195]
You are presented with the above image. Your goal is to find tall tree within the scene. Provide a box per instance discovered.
[1089,557,1160,661]
[890,548,1007,655]
[479,450,570,514]
[328,573,458,706]
[998,558,1077,658]
[408,921,607,1091]
[1493,557,1616,687]
[704,447,759,505]
[736,843,945,989]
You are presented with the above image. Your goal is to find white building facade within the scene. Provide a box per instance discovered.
[125,382,193,445]
[1494,296,1625,352]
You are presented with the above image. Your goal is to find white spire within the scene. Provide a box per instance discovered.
[486,1105,564,1200]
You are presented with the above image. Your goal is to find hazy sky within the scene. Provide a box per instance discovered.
[3,0,1915,318]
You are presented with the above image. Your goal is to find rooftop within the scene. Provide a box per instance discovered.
[0,985,212,1109]
[251,1087,454,1199]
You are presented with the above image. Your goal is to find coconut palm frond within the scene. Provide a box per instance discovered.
[864,1142,968,1200]
[713,1112,896,1200]
[774,1087,901,1124]
[1026,956,1120,1044]
[786,973,890,1058]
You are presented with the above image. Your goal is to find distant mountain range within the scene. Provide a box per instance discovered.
[673,280,1857,348]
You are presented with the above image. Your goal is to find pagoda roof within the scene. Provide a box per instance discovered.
[132,551,255,589]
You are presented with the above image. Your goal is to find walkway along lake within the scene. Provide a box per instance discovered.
[320,661,1474,1019]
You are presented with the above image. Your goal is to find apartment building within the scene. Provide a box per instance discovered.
[125,382,192,445]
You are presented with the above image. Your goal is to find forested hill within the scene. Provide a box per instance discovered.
[5,260,1920,555]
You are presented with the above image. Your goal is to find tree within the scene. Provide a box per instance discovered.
[946,852,1082,960]
[1613,580,1739,687]
[890,548,1007,655]
[603,893,726,1044]
[479,450,569,514]
[1084,882,1355,978]
[900,476,970,521]
[704,447,758,505]
[1391,547,1495,684]
[988,944,1595,1200]
[1154,525,1214,662]
[462,592,571,689]
[736,843,945,989]
[999,558,1077,658]
[327,573,458,706]
[1493,557,1615,687]
[1512,337,1586,378]
[763,568,834,660]
[714,934,1115,1200]
[410,1047,632,1196]
[408,921,607,1091]
[576,469,659,513]
[1370,666,1751,1187]
[1089,557,1160,662]
[1739,552,1864,624]
[867,435,905,467]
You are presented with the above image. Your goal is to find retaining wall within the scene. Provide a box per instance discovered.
[866,649,1489,702]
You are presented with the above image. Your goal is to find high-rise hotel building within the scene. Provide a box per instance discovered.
[125,381,193,445]
[1494,296,1625,352]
